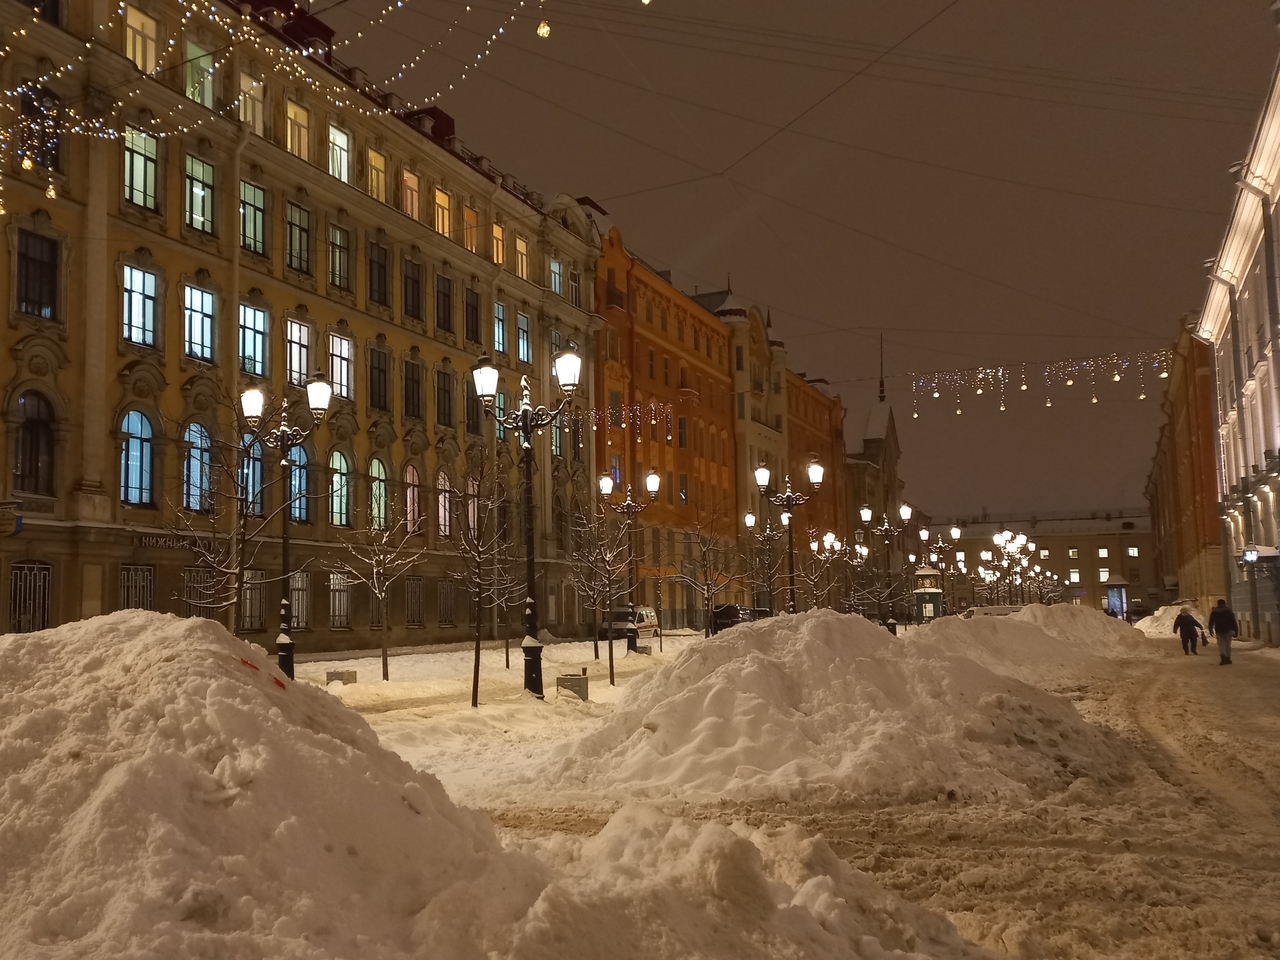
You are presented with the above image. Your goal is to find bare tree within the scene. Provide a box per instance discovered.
[796,528,844,611]
[325,516,431,682]
[743,521,785,614]
[447,446,522,708]
[568,497,631,683]
[670,499,735,637]
[847,561,912,623]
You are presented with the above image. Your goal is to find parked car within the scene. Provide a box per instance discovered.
[711,604,755,634]
[961,605,1023,619]
[597,606,660,648]
[751,607,775,622]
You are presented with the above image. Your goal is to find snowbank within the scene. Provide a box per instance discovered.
[912,615,1110,686]
[0,611,988,959]
[1010,603,1150,653]
[537,610,1129,804]
[1134,603,1207,638]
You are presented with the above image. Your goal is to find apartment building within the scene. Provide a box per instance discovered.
[1,0,600,649]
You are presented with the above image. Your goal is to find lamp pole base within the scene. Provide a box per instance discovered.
[522,636,544,699]
[276,633,295,680]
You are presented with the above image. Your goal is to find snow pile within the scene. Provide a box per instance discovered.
[0,611,989,960]
[538,610,1129,804]
[1010,603,1150,654]
[1134,603,1208,638]
[911,615,1110,686]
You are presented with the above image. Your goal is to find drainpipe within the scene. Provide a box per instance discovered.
[1209,271,1261,632]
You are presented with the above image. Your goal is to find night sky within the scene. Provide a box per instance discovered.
[320,0,1278,520]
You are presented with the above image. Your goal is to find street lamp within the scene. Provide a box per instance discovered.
[470,344,580,698]
[744,510,783,612]
[756,456,823,613]
[240,370,333,680]
[599,469,660,677]
[950,525,962,541]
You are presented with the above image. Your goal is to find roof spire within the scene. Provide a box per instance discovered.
[878,334,886,403]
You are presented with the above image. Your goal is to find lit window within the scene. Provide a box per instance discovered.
[367,148,386,202]
[286,319,310,385]
[239,73,264,135]
[494,392,507,440]
[1039,548,1049,559]
[286,101,309,160]
[184,286,214,360]
[1069,569,1080,583]
[516,312,530,363]
[185,42,213,107]
[327,125,350,182]
[184,155,214,233]
[239,181,265,254]
[1068,547,1078,559]
[1098,567,1110,583]
[494,303,507,353]
[238,304,267,375]
[239,435,264,516]
[463,206,478,252]
[122,266,156,346]
[123,127,158,210]
[515,235,529,279]
[370,459,387,529]
[433,187,450,235]
[329,453,349,526]
[287,446,308,522]
[183,423,211,512]
[1127,546,1139,558]
[437,470,452,536]
[124,6,157,74]
[955,551,965,562]
[1098,547,1109,558]
[402,170,420,219]
[404,465,421,532]
[550,259,563,295]
[492,221,505,265]
[329,334,352,399]
[120,410,153,505]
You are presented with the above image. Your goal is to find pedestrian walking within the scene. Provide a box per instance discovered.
[1207,599,1239,666]
[1172,606,1205,655]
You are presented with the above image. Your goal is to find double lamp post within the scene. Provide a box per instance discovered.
[753,457,824,614]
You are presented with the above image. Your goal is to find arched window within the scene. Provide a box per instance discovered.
[287,445,308,522]
[436,469,452,537]
[466,476,479,533]
[404,464,421,533]
[239,435,264,516]
[329,452,349,526]
[369,458,387,530]
[120,410,153,505]
[183,423,211,511]
[14,391,54,495]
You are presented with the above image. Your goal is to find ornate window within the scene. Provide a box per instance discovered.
[287,445,308,521]
[239,436,264,516]
[436,470,452,537]
[14,391,55,496]
[370,458,387,529]
[404,464,421,532]
[182,422,211,511]
[120,410,153,505]
[329,451,349,526]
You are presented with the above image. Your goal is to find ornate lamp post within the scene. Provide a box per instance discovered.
[598,469,660,678]
[755,457,823,614]
[469,346,581,698]
[240,371,333,680]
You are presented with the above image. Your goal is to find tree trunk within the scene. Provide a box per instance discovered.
[472,589,482,708]
[380,596,389,681]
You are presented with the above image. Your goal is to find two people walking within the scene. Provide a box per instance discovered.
[1173,599,1238,664]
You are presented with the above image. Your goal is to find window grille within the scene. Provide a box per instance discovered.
[239,570,266,631]
[119,565,154,610]
[438,579,455,625]
[405,576,424,626]
[330,573,350,627]
[290,571,310,628]
[10,561,51,632]
[183,567,218,618]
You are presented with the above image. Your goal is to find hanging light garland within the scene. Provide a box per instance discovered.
[909,350,1171,419]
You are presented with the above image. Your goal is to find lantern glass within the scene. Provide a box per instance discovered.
[241,387,265,423]
[754,464,771,492]
[551,346,582,393]
[645,469,661,496]
[860,504,873,523]
[744,511,756,529]
[806,458,824,488]
[471,356,500,401]
[598,474,614,497]
[899,503,912,522]
[306,373,333,414]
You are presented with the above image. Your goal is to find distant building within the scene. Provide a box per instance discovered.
[785,372,848,549]
[1145,323,1226,613]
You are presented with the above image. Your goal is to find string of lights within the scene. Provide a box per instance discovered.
[909,349,1172,418]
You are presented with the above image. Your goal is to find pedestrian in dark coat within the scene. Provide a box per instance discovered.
[1207,599,1239,665]
[1172,606,1204,655]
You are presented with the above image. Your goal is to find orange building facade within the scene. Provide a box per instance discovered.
[785,372,849,549]
[594,227,743,629]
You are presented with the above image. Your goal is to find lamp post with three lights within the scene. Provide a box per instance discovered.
[598,469,660,683]
[469,345,582,698]
[240,372,334,680]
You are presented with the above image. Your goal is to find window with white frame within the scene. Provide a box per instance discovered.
[184,286,214,361]
[185,42,214,106]
[123,127,158,210]
[329,572,350,627]
[289,571,310,628]
[125,5,157,73]
[1098,567,1110,583]
[1098,547,1109,558]
[367,148,386,202]
[1069,568,1080,583]
[494,302,507,353]
[287,445,308,522]
[119,564,154,610]
[494,391,507,440]
[286,101,309,160]
[402,170,420,219]
[1127,546,1139,557]
[239,73,264,135]
[328,125,350,182]
[238,304,267,375]
[240,181,265,255]
[329,334,352,399]
[329,451,349,526]
[433,187,450,235]
[286,319,310,386]
[550,259,563,296]
[184,156,214,233]
[516,312,531,363]
[122,266,156,346]
[492,221,505,265]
